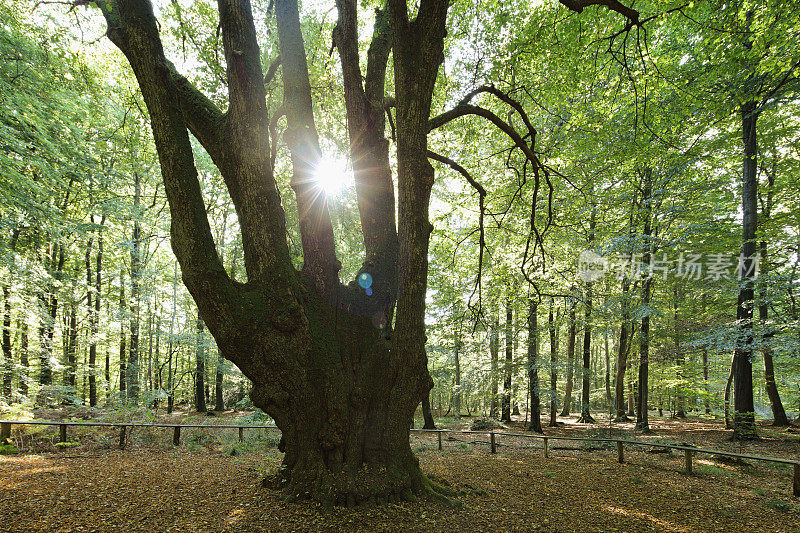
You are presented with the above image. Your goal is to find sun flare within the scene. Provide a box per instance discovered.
[313,155,351,195]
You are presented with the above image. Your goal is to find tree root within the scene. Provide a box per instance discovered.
[262,456,463,508]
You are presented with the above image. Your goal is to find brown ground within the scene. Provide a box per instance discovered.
[1,411,799,532]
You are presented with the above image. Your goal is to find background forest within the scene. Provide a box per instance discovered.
[1,0,799,434]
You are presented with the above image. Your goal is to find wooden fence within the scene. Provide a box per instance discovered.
[2,420,798,497]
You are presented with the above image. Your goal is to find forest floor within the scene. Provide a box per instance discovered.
[1,409,799,532]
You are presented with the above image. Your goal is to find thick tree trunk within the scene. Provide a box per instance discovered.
[527,300,542,433]
[96,0,453,505]
[732,100,759,440]
[560,298,576,416]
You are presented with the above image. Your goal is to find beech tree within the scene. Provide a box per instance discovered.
[80,0,644,504]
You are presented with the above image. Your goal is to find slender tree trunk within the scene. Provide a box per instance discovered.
[1,230,18,397]
[86,215,103,406]
[214,355,224,411]
[19,319,28,397]
[724,357,734,429]
[167,262,177,414]
[548,299,559,427]
[65,301,78,387]
[527,299,542,433]
[604,330,611,412]
[702,349,710,415]
[674,284,686,418]
[2,286,12,398]
[615,278,631,420]
[154,315,161,402]
[757,167,789,425]
[454,325,461,417]
[560,298,576,416]
[732,100,759,440]
[119,267,126,395]
[421,391,436,429]
[195,316,206,413]
[579,202,596,424]
[39,242,64,386]
[489,310,499,419]
[636,170,653,431]
[627,379,636,417]
[127,173,141,403]
[501,297,513,423]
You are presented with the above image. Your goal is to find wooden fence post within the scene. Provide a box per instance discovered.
[617,440,624,464]
[490,432,496,454]
[173,426,181,446]
[684,449,693,473]
[543,437,549,458]
[793,463,799,497]
[119,426,127,450]
[438,431,442,451]
[59,424,67,444]
[0,422,10,441]
[238,427,244,443]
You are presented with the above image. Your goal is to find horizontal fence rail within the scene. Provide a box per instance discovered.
[2,420,798,497]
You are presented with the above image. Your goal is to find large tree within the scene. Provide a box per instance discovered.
[85,0,641,504]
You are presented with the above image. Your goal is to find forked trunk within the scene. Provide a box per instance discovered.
[97,0,452,505]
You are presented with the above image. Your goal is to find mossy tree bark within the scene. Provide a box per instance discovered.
[91,0,452,505]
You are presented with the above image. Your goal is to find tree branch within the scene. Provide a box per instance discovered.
[333,1,398,272]
[429,103,541,169]
[427,150,486,315]
[275,0,340,295]
[217,0,295,285]
[165,63,226,167]
[558,0,640,24]
[90,0,244,364]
